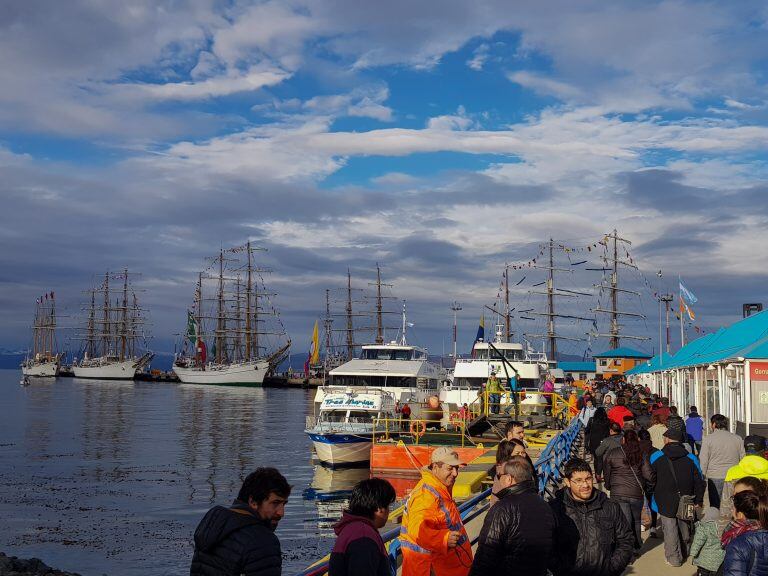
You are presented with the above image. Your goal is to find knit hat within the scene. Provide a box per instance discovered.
[702,506,719,523]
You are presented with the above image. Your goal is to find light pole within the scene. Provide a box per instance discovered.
[451,301,462,360]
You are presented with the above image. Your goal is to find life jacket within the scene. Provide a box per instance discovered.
[399,470,472,576]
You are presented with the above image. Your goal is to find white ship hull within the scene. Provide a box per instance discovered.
[73,359,137,380]
[173,361,270,386]
[21,361,58,377]
[311,438,372,466]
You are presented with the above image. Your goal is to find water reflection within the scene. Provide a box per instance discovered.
[1,374,333,575]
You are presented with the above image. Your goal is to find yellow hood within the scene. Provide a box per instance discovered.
[725,455,768,482]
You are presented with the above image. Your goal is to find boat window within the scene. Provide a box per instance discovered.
[322,410,346,422]
[348,410,371,423]
[474,349,489,359]
[393,350,412,360]
[504,350,522,360]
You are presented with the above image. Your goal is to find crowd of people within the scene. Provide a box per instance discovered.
[189,381,768,576]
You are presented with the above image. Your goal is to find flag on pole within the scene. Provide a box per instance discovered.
[186,310,198,346]
[679,280,698,304]
[679,296,695,321]
[305,320,320,374]
[474,314,485,343]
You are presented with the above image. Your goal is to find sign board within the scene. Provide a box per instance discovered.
[760,392,768,405]
[321,394,380,410]
[752,362,768,380]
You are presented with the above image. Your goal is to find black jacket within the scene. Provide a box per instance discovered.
[603,446,655,499]
[190,500,281,576]
[549,488,634,576]
[594,434,622,477]
[586,419,610,455]
[649,442,706,517]
[469,480,556,576]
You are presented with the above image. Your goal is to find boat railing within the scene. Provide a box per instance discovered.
[295,417,583,576]
[465,389,575,425]
[372,417,469,447]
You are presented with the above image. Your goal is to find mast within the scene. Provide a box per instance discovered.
[195,272,203,364]
[234,276,242,362]
[376,264,383,344]
[400,301,407,346]
[524,240,591,355]
[102,272,110,356]
[245,241,252,361]
[451,301,462,359]
[120,269,128,361]
[216,248,225,364]
[324,289,332,377]
[505,266,511,342]
[591,229,650,347]
[87,289,95,358]
[33,299,41,357]
[346,269,354,360]
[547,239,556,360]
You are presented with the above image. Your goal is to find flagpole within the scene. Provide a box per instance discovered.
[679,276,685,349]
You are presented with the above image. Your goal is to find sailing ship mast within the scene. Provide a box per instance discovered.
[524,239,591,360]
[590,229,650,348]
[346,269,355,360]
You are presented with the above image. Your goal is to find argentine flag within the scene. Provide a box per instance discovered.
[679,279,698,304]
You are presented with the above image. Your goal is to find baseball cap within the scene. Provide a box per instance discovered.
[744,435,767,455]
[663,428,686,442]
[430,447,466,466]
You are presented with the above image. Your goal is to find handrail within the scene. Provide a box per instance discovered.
[295,417,583,576]
[372,417,468,447]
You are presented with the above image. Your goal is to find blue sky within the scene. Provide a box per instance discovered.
[1,0,768,360]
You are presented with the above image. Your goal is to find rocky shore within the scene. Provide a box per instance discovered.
[0,553,81,576]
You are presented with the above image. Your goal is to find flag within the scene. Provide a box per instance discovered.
[186,310,198,346]
[471,315,485,356]
[679,295,695,321]
[305,320,320,374]
[196,338,207,364]
[475,314,485,343]
[679,279,698,304]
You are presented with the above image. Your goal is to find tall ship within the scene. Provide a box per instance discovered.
[173,242,290,386]
[73,270,153,380]
[21,292,61,377]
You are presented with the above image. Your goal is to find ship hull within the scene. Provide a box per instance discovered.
[73,359,137,380]
[173,361,270,386]
[21,361,58,377]
[308,433,372,467]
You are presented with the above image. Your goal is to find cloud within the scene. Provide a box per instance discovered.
[467,43,490,71]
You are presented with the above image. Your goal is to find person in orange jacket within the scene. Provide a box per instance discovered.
[400,447,472,576]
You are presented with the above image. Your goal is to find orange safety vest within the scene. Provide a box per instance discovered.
[399,470,472,576]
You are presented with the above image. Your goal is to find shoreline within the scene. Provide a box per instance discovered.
[0,552,81,576]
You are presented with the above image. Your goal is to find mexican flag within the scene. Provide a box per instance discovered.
[187,311,198,345]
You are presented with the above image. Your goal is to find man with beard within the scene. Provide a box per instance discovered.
[550,458,634,576]
[190,467,291,576]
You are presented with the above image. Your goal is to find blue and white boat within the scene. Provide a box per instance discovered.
[306,388,396,467]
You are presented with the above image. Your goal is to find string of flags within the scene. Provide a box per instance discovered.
[36,292,55,304]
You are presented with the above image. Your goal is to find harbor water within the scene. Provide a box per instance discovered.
[0,370,376,575]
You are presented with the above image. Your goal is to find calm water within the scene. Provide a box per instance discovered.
[0,370,361,575]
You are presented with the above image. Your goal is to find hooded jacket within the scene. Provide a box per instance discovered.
[649,442,706,517]
[723,530,768,576]
[329,512,388,576]
[594,434,623,477]
[690,507,726,572]
[190,500,281,576]
[549,488,634,576]
[469,480,555,576]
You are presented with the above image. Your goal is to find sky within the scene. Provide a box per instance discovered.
[2,0,768,361]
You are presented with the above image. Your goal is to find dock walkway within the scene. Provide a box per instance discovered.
[623,532,695,576]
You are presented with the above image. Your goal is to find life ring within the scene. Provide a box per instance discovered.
[410,420,426,438]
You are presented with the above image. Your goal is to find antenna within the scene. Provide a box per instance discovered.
[450,301,462,359]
